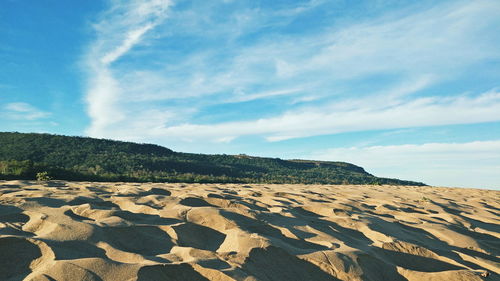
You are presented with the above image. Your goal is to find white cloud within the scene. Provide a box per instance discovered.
[100,23,155,65]
[309,140,500,190]
[227,88,303,103]
[81,0,500,147]
[2,102,50,120]
[273,0,327,18]
[141,89,500,142]
[85,68,124,134]
[301,1,500,79]
[84,0,172,138]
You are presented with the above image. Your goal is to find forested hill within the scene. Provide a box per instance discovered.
[0,132,425,186]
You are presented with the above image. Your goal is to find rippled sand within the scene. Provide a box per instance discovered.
[0,180,498,281]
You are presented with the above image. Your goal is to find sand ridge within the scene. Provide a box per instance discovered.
[0,180,499,281]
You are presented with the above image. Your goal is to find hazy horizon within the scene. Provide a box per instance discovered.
[1,0,499,190]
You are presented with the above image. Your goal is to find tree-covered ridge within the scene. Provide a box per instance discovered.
[0,132,425,185]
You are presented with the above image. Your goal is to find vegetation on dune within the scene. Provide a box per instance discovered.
[35,171,51,182]
[0,132,425,185]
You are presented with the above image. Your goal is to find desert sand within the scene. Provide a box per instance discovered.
[0,180,498,281]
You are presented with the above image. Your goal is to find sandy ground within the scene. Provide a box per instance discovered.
[0,180,499,281]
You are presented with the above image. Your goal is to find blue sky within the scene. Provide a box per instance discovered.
[1,0,500,189]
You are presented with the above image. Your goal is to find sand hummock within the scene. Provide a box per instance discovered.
[0,180,498,281]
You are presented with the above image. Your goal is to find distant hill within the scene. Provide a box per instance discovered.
[0,132,425,186]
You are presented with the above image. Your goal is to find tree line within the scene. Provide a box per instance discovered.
[0,132,425,186]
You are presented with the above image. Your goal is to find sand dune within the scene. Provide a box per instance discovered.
[0,180,498,281]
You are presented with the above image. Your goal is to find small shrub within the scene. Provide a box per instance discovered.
[36,171,51,181]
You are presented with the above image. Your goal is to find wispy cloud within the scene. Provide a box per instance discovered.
[2,102,50,120]
[84,0,172,137]
[295,1,500,79]
[309,140,500,190]
[226,88,304,103]
[144,89,500,142]
[81,0,500,147]
[100,23,156,65]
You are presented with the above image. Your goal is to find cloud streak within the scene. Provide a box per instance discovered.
[148,89,500,142]
[2,102,50,120]
[84,0,172,137]
[100,23,155,65]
